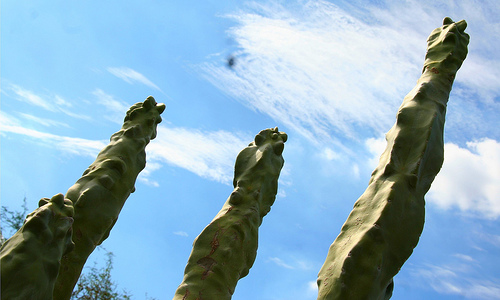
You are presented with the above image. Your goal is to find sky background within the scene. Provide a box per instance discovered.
[1,0,499,299]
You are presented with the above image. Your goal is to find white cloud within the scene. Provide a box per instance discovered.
[0,111,106,158]
[307,280,318,292]
[173,231,189,237]
[351,163,360,179]
[5,84,91,121]
[365,136,387,170]
[1,110,251,185]
[54,95,73,107]
[108,67,161,91]
[322,148,340,161]
[368,0,500,105]
[147,125,250,184]
[357,131,500,222]
[19,113,71,128]
[453,253,476,263]
[364,136,500,219]
[477,233,500,249]
[411,263,500,299]
[267,257,294,269]
[9,84,55,111]
[428,139,500,219]
[306,280,318,298]
[200,0,500,153]
[92,89,130,124]
[199,0,427,148]
[266,255,315,272]
[137,161,162,187]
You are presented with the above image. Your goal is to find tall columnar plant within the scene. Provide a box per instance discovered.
[0,194,75,300]
[317,18,469,300]
[173,127,287,300]
[53,96,166,300]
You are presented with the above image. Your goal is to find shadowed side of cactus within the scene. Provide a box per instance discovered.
[173,127,287,300]
[1,194,74,300]
[53,96,165,300]
[317,18,469,300]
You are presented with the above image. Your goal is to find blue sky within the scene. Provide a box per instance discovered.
[1,0,499,299]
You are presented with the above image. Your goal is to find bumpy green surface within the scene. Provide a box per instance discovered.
[53,96,165,300]
[1,194,74,300]
[173,127,287,300]
[317,18,469,300]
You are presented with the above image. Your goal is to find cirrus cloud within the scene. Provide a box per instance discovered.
[108,67,162,91]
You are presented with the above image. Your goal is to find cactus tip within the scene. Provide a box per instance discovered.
[443,17,454,25]
[157,103,166,114]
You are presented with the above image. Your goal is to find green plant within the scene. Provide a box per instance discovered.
[54,96,165,300]
[1,194,75,300]
[316,17,469,300]
[173,128,287,300]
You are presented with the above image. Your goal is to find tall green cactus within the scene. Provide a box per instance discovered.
[1,194,74,300]
[53,96,165,300]
[316,18,469,300]
[173,127,287,300]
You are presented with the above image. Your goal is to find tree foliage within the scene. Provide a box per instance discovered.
[71,252,132,300]
[0,197,29,245]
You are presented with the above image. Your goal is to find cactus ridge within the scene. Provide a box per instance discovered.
[174,127,287,300]
[317,18,469,300]
[53,96,165,300]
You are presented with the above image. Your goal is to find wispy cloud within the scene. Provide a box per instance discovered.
[19,113,71,128]
[367,0,500,105]
[0,112,105,158]
[5,84,90,120]
[428,139,500,219]
[200,0,500,152]
[200,0,424,149]
[266,255,314,272]
[267,257,295,269]
[137,161,162,187]
[476,232,500,249]
[92,89,130,124]
[1,111,250,185]
[108,67,161,91]
[9,84,55,111]
[453,253,476,263]
[411,263,500,299]
[173,231,189,237]
[146,125,250,184]
[54,95,73,107]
